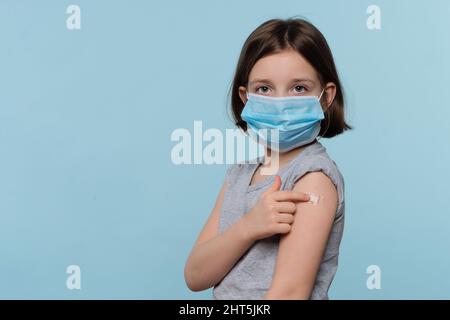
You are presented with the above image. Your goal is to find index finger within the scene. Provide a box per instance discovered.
[271,190,311,202]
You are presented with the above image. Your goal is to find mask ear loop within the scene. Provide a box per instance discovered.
[317,89,334,141]
[318,89,325,101]
[242,91,250,136]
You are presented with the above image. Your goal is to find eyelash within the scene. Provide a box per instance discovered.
[255,85,308,94]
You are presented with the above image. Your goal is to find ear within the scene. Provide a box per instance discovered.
[238,86,248,105]
[322,82,337,112]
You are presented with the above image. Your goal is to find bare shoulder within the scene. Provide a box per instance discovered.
[292,171,338,213]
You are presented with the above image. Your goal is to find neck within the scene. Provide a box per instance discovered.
[264,139,317,172]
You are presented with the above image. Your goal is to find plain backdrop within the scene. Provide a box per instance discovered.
[1,0,449,299]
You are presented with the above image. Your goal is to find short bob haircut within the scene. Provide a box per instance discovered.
[229,18,352,138]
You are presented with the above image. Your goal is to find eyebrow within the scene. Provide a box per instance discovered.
[249,78,315,85]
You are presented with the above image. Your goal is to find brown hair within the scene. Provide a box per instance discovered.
[229,18,352,138]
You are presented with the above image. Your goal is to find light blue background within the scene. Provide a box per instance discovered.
[1,0,449,299]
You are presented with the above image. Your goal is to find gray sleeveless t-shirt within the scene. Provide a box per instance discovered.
[212,140,345,300]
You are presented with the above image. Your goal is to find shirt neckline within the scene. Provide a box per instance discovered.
[246,140,321,192]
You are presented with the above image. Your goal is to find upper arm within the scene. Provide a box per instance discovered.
[192,180,228,248]
[265,171,338,299]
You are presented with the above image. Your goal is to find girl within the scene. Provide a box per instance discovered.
[184,18,351,300]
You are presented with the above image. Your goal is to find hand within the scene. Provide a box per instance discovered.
[240,175,311,241]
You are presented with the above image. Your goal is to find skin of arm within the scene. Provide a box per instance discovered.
[184,181,256,292]
[263,171,338,299]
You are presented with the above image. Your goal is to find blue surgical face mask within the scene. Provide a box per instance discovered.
[241,89,325,152]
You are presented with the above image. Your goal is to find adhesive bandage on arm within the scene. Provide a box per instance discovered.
[305,192,321,205]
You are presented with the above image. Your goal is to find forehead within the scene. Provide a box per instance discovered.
[248,49,319,84]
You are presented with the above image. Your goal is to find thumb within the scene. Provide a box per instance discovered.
[264,175,281,195]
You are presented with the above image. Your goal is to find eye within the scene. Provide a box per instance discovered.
[293,85,307,94]
[255,86,271,94]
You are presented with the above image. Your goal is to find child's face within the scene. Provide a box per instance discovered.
[239,48,336,111]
